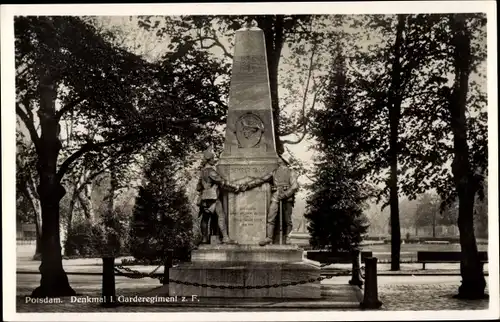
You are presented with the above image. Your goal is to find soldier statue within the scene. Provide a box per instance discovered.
[240,156,299,246]
[196,148,238,245]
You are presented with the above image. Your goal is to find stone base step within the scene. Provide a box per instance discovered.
[169,261,321,298]
[137,284,362,309]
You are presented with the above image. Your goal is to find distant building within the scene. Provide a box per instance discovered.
[17,223,36,240]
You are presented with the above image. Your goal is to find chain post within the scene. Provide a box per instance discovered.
[163,249,173,285]
[360,257,382,309]
[101,257,119,308]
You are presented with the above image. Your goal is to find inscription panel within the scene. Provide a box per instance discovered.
[232,55,267,85]
[237,55,265,73]
[228,185,270,244]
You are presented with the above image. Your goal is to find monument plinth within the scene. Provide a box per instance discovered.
[170,25,320,299]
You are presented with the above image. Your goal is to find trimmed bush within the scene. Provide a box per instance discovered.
[64,208,130,257]
[64,221,105,257]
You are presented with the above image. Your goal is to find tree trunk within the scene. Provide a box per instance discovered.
[64,185,79,255]
[432,213,437,238]
[388,15,405,271]
[23,178,43,260]
[34,206,43,260]
[78,185,95,223]
[31,71,75,297]
[449,14,486,299]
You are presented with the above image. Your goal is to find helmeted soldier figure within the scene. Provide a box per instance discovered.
[240,156,299,246]
[196,148,238,244]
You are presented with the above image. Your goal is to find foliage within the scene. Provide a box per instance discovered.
[64,220,105,257]
[62,189,133,258]
[414,193,441,228]
[129,150,194,263]
[396,14,487,207]
[16,193,35,224]
[305,157,370,252]
[306,46,370,252]
[100,206,132,256]
[16,130,39,224]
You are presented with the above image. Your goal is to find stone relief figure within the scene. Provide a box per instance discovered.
[196,148,239,245]
[240,156,299,246]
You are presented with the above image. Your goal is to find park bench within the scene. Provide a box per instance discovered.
[423,240,450,245]
[417,251,488,270]
[306,250,373,264]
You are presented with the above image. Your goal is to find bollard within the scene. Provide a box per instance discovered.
[163,249,174,285]
[349,249,363,287]
[101,257,119,307]
[360,257,382,309]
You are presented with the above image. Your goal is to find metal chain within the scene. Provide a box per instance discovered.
[165,270,350,289]
[114,264,354,289]
[114,264,163,280]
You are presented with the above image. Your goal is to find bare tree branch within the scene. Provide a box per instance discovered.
[280,41,323,138]
[194,29,233,60]
[56,115,205,180]
[281,79,325,145]
[56,133,141,181]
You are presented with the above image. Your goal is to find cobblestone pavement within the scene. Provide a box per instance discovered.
[15,275,490,312]
[378,283,489,311]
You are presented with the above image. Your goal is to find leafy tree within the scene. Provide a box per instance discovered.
[396,13,487,298]
[15,16,226,297]
[415,192,441,237]
[399,198,418,232]
[130,150,194,263]
[447,14,487,298]
[306,45,370,252]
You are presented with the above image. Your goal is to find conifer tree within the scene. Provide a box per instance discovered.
[306,44,370,252]
[130,150,194,262]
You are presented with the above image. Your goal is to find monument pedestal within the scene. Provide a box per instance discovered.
[169,245,321,298]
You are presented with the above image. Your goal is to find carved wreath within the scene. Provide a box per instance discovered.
[235,113,265,148]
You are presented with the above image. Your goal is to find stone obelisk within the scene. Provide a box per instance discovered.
[218,24,280,245]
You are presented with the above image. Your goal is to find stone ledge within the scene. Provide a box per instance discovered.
[192,245,303,263]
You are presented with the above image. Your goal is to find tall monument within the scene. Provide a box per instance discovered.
[169,23,321,299]
[217,23,280,244]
